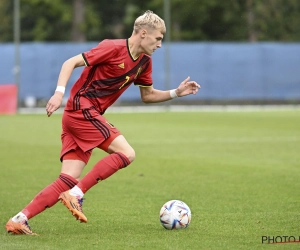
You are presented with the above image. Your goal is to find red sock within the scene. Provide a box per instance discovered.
[77,152,130,193]
[22,173,78,219]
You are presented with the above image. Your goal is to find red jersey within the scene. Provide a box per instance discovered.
[65,39,153,114]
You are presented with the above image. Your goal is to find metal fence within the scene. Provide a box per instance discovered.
[1,42,300,104]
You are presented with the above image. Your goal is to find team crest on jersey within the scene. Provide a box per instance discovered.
[134,66,142,79]
[118,62,125,69]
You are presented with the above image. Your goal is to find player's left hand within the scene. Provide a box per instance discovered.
[46,92,63,117]
[176,77,200,97]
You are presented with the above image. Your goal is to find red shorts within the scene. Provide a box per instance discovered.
[60,108,121,164]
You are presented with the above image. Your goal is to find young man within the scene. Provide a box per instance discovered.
[5,10,200,235]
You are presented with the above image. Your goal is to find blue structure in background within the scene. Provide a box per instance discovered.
[0,42,300,102]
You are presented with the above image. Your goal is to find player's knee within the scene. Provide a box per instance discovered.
[107,136,136,163]
[118,145,135,163]
[124,147,135,163]
[61,158,85,180]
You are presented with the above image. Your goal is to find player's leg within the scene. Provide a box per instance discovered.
[5,112,86,235]
[76,134,134,193]
[58,148,89,222]
[59,135,134,223]
[59,110,135,222]
[5,162,81,235]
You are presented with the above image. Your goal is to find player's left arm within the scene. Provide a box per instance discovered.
[46,54,85,117]
[139,76,200,103]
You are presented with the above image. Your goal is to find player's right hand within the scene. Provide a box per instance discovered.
[46,92,63,117]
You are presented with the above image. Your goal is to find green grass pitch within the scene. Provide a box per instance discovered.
[0,110,299,249]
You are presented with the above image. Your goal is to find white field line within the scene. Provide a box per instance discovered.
[130,136,300,144]
[194,136,300,143]
[19,105,300,114]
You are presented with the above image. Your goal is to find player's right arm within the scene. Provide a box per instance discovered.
[46,54,85,117]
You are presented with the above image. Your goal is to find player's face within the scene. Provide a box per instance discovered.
[141,28,164,56]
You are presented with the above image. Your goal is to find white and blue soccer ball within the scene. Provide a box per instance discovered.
[159,200,192,230]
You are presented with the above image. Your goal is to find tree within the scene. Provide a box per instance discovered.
[72,0,85,42]
[253,0,300,41]
[246,0,257,42]
[143,0,248,41]
[0,0,300,42]
[0,1,14,41]
[20,0,72,41]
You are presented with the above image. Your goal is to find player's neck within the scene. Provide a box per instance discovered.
[128,38,140,60]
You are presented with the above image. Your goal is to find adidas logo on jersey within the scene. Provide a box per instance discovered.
[118,62,125,69]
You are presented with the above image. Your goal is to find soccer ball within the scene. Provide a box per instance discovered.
[159,200,192,230]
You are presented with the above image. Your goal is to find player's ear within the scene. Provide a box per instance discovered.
[140,29,147,38]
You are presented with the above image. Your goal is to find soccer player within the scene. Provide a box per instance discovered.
[5,10,200,235]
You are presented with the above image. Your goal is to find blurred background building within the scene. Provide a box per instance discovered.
[0,0,300,112]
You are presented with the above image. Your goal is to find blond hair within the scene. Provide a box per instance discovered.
[133,10,166,34]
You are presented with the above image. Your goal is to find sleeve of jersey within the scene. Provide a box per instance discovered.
[82,40,116,66]
[134,58,153,87]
